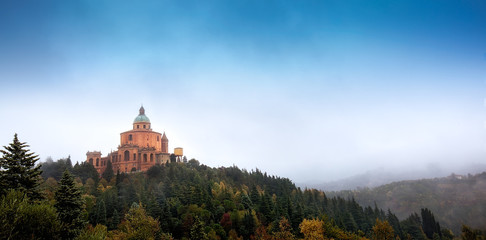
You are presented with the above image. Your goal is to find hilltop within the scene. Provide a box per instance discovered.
[327,171,486,234]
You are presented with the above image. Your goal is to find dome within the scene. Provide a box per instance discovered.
[133,106,150,123]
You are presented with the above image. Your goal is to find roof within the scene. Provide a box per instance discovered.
[133,106,150,123]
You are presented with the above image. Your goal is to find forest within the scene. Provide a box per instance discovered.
[327,172,486,234]
[1,134,485,240]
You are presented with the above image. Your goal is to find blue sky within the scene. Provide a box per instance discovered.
[1,0,486,183]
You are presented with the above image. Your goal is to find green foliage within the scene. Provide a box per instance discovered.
[461,224,486,240]
[0,190,61,239]
[111,202,160,240]
[400,213,427,240]
[72,161,99,184]
[273,217,296,240]
[332,172,486,233]
[96,199,107,226]
[102,160,114,182]
[41,156,73,180]
[75,224,108,240]
[55,170,86,239]
[421,208,441,239]
[9,158,462,239]
[190,216,208,240]
[0,133,42,199]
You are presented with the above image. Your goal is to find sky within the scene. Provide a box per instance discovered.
[1,0,486,183]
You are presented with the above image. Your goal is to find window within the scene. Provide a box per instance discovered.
[96,158,99,167]
[157,136,159,141]
[89,158,93,165]
[143,125,146,129]
[137,125,139,129]
[129,134,132,141]
[124,150,130,161]
[133,153,136,161]
[143,154,147,162]
[150,154,153,162]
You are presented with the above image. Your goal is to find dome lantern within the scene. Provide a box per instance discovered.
[133,106,151,130]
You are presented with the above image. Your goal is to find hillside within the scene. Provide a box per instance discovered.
[328,172,486,233]
[3,140,483,239]
[29,157,470,239]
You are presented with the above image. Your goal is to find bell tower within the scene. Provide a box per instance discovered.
[161,132,169,153]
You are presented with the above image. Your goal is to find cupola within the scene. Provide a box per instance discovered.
[133,106,151,130]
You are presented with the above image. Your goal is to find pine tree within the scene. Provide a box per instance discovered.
[101,160,114,181]
[55,170,86,239]
[0,133,42,199]
[96,199,107,225]
[421,208,441,239]
[110,209,120,230]
[190,216,208,240]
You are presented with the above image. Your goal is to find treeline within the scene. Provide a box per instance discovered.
[1,134,484,239]
[328,172,486,234]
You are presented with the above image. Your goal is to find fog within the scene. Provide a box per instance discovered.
[1,1,485,185]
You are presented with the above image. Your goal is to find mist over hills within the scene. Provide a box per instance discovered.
[322,169,486,234]
[300,163,486,191]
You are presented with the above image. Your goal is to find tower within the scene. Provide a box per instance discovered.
[161,132,168,153]
[86,151,102,171]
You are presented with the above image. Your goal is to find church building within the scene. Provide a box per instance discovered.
[86,106,183,174]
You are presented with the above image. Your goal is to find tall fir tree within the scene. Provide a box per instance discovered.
[101,160,114,182]
[55,170,86,239]
[96,199,107,226]
[0,133,42,199]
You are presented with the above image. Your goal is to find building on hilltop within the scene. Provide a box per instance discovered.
[86,106,184,174]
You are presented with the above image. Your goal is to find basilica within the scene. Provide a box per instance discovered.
[86,106,183,174]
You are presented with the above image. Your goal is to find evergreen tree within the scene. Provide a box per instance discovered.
[401,213,427,240]
[421,208,441,239]
[190,216,208,240]
[55,170,86,239]
[65,155,73,171]
[72,161,99,183]
[111,208,120,230]
[0,190,61,239]
[96,199,107,225]
[0,134,42,199]
[101,160,114,182]
[387,209,404,239]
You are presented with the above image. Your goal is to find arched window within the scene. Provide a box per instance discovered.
[129,134,132,141]
[96,158,99,167]
[143,154,147,162]
[150,154,154,162]
[124,150,130,161]
[133,153,136,161]
[137,125,140,129]
[143,125,146,129]
[89,158,93,165]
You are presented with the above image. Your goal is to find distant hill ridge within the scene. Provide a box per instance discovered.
[327,171,486,233]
